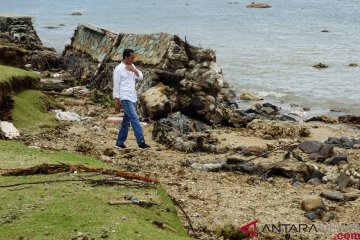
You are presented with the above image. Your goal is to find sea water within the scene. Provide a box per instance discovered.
[1,0,359,115]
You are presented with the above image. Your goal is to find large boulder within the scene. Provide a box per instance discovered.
[139,83,178,119]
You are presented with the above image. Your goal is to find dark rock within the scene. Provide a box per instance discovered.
[320,191,345,202]
[311,145,334,162]
[277,114,297,122]
[226,155,246,164]
[262,102,279,112]
[321,30,329,33]
[325,137,342,146]
[325,154,347,165]
[309,169,325,180]
[298,140,322,154]
[313,63,328,69]
[226,99,239,108]
[304,208,325,220]
[336,172,351,190]
[349,63,358,67]
[325,137,355,149]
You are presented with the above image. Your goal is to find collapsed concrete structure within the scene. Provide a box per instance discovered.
[0,15,58,70]
[62,24,254,127]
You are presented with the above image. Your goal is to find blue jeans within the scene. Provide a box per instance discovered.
[116,100,145,146]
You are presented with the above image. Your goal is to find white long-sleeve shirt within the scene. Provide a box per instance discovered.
[113,62,144,103]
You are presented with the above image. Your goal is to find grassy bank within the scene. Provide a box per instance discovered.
[0,141,192,240]
[0,65,39,84]
[0,65,40,120]
[12,89,58,132]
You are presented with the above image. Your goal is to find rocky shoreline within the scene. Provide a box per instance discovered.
[1,15,360,239]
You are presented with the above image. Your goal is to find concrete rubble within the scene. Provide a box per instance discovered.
[61,24,255,127]
[0,15,58,70]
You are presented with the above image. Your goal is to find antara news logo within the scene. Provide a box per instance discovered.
[240,220,318,238]
[240,220,360,239]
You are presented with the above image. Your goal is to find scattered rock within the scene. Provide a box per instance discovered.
[336,172,352,190]
[348,63,358,67]
[240,91,263,101]
[309,144,334,162]
[325,137,356,149]
[321,211,336,222]
[301,196,326,211]
[325,154,347,165]
[313,63,328,69]
[320,191,345,202]
[304,208,325,220]
[298,140,322,154]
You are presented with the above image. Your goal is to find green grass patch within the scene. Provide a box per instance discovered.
[0,141,192,240]
[0,140,109,169]
[12,89,58,133]
[0,65,39,84]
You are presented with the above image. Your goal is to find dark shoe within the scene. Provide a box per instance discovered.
[115,144,126,149]
[138,142,150,149]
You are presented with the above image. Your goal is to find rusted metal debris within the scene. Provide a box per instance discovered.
[0,163,160,184]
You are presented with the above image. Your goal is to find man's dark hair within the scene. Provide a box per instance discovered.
[123,49,135,59]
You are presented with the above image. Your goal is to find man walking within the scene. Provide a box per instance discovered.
[113,49,150,149]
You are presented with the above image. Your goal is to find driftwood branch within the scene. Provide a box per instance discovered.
[169,195,196,236]
[0,163,160,184]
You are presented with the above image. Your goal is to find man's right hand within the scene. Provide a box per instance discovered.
[114,98,121,113]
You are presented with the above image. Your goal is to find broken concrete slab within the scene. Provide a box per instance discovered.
[61,23,254,127]
[0,121,20,139]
